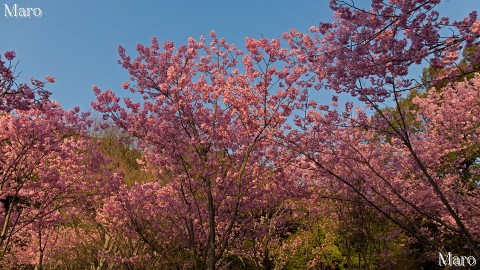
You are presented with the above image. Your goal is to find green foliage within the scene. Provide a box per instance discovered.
[421,46,480,92]
[275,221,346,270]
[377,88,426,140]
[332,200,410,270]
[94,124,153,185]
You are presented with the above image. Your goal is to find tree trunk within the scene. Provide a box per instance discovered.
[207,182,216,270]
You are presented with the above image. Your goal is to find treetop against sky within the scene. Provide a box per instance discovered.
[0,0,476,111]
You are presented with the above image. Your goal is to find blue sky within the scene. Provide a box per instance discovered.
[0,0,477,111]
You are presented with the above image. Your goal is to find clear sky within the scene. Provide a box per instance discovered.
[0,0,477,111]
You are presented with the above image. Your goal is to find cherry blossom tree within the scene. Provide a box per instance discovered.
[1,0,478,267]
[0,51,52,112]
[93,33,309,269]
[0,101,121,269]
[284,0,480,260]
[0,51,121,269]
